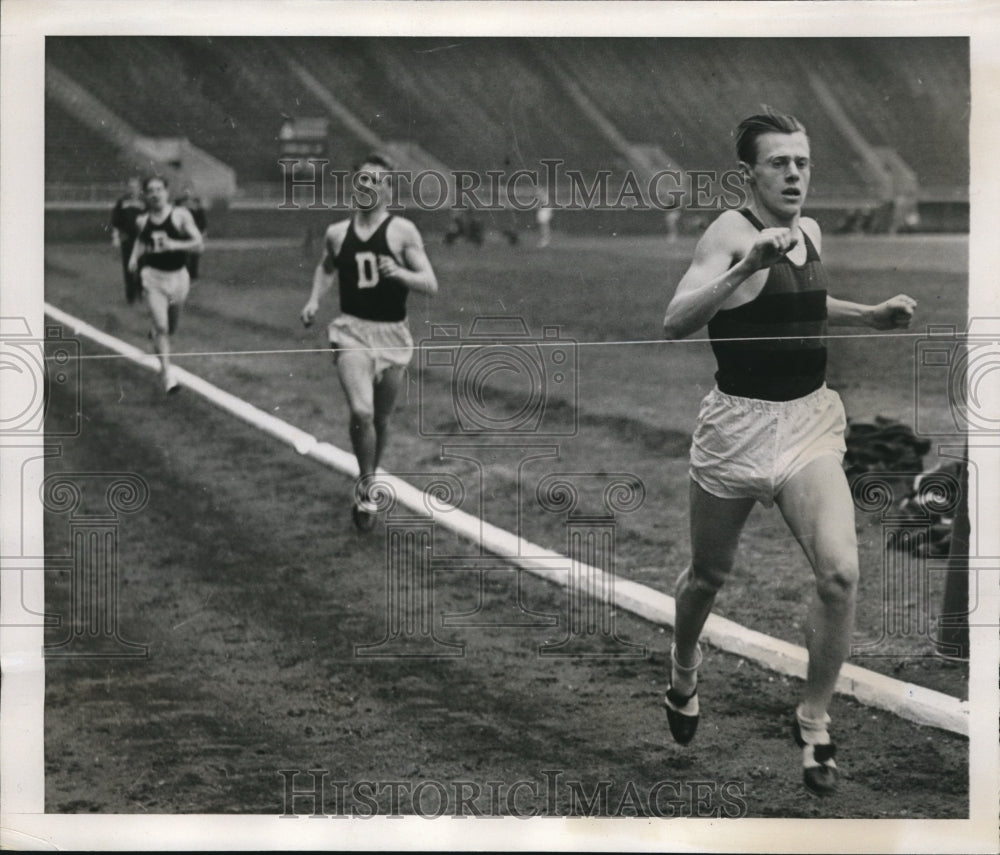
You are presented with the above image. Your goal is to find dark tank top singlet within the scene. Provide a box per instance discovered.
[707,209,829,401]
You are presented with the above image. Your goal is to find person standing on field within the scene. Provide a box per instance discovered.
[109,176,146,304]
[300,154,438,532]
[661,110,917,795]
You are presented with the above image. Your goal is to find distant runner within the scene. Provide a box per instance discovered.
[128,175,204,394]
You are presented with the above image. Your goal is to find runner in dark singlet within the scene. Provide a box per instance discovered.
[661,110,917,795]
[708,208,829,402]
[300,154,438,531]
[332,214,410,323]
[127,176,203,393]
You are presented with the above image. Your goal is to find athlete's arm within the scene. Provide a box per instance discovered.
[378,219,438,296]
[301,265,335,327]
[163,208,204,254]
[804,216,916,328]
[301,225,343,327]
[126,214,148,273]
[662,213,797,340]
[827,294,917,329]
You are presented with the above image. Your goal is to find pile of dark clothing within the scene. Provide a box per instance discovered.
[895,459,964,557]
[843,416,931,481]
[843,416,959,557]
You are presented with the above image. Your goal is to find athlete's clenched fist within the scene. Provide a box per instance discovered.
[742,227,799,271]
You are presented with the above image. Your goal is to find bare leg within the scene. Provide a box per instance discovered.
[775,454,859,725]
[372,365,406,471]
[672,480,755,693]
[167,303,182,335]
[143,287,174,390]
[335,350,378,489]
[775,453,857,793]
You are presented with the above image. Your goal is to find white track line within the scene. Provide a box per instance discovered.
[45,303,969,737]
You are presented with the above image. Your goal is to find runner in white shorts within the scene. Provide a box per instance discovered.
[301,154,438,531]
[689,384,847,508]
[661,110,917,795]
[128,175,203,393]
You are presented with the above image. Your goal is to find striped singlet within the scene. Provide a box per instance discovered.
[707,209,829,402]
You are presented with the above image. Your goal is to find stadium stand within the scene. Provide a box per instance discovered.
[550,38,888,201]
[46,37,328,185]
[286,38,623,177]
[799,39,969,201]
[45,99,131,187]
[45,36,969,233]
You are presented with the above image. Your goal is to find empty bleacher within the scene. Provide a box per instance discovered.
[286,37,623,176]
[800,38,969,201]
[45,35,969,228]
[47,37,331,184]
[45,98,132,186]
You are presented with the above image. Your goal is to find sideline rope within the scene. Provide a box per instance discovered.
[50,329,949,362]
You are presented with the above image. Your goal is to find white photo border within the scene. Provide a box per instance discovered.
[2,1,998,851]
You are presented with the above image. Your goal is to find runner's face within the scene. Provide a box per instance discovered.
[744,132,811,222]
[353,163,389,211]
[145,180,169,211]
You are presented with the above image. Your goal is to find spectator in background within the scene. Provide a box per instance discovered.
[109,176,146,304]
[176,187,208,279]
[536,195,554,248]
[444,211,484,247]
[665,207,683,243]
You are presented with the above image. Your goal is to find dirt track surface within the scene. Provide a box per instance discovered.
[42,241,971,700]
[44,348,968,819]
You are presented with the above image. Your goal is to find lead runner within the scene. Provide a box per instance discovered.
[301,154,438,531]
[661,110,917,795]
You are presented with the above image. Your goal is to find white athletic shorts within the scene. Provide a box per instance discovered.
[140,265,190,307]
[689,384,847,507]
[328,314,414,381]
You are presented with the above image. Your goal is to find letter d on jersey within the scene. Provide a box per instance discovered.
[356,251,378,288]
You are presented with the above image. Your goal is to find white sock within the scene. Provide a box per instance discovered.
[670,643,702,695]
[796,704,832,746]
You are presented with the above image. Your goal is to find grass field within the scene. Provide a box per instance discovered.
[41,231,970,819]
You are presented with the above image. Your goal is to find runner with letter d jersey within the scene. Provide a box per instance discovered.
[301,154,438,532]
[330,214,409,322]
[127,175,203,394]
